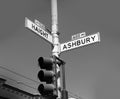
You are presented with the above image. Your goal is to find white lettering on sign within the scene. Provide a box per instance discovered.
[60,32,100,52]
[25,17,53,44]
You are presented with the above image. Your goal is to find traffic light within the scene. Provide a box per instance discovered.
[38,56,60,97]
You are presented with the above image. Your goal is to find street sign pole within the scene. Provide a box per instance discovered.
[51,0,61,99]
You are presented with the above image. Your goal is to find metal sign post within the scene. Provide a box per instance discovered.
[51,0,61,99]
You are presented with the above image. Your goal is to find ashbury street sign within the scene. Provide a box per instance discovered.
[60,32,100,52]
[25,17,53,44]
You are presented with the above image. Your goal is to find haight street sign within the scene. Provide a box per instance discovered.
[60,32,100,53]
[25,17,53,44]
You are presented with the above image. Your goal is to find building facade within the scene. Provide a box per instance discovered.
[0,78,41,99]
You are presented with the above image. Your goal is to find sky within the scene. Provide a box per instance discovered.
[0,0,120,99]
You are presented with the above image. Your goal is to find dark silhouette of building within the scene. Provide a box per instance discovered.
[0,78,40,99]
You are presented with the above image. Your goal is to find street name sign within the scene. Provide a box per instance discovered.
[71,32,86,41]
[60,32,100,53]
[34,19,45,30]
[25,17,53,44]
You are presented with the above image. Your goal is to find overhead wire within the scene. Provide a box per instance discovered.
[0,65,39,84]
[68,90,81,99]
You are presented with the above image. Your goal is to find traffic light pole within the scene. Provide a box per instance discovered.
[55,57,68,99]
[61,64,68,99]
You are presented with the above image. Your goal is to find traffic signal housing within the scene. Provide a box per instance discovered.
[37,56,60,97]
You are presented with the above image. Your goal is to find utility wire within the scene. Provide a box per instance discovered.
[0,74,37,90]
[0,65,39,84]
[68,90,81,99]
